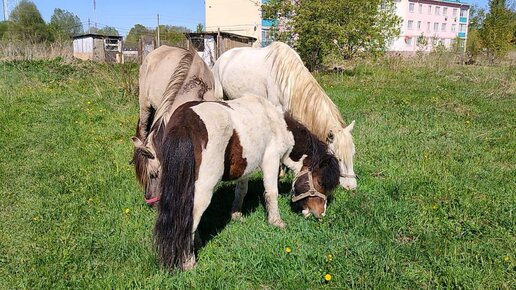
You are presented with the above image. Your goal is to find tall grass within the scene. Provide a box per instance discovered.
[0,41,73,61]
[0,57,514,289]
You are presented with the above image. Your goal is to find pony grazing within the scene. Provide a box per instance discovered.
[212,41,357,190]
[132,95,340,270]
[133,45,216,205]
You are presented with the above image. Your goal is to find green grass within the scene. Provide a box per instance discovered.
[0,58,514,289]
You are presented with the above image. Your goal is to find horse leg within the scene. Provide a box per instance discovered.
[261,156,285,229]
[231,178,249,221]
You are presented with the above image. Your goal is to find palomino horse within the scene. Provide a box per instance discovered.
[132,95,340,270]
[212,41,357,190]
[136,45,215,142]
[133,45,215,205]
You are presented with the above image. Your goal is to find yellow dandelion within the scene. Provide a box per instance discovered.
[465,120,470,124]
[32,216,39,221]
[504,256,510,262]
[88,198,93,202]
[327,254,333,262]
[432,205,438,210]
[87,101,91,105]
[324,273,332,282]
[285,247,292,254]
[124,208,130,214]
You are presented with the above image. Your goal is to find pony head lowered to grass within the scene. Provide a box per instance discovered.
[133,95,340,270]
[132,45,215,205]
[213,41,357,190]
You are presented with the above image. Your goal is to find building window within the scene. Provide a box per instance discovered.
[436,6,440,15]
[409,3,415,13]
[417,21,422,31]
[453,8,458,17]
[460,9,468,18]
[419,4,423,14]
[406,37,413,46]
[428,5,432,14]
[441,23,446,31]
[434,22,439,31]
[443,7,448,16]
[427,22,431,32]
[451,24,457,32]
[459,24,466,32]
[408,20,414,30]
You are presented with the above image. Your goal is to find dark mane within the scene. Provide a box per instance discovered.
[284,113,340,193]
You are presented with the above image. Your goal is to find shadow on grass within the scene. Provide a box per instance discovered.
[196,176,292,246]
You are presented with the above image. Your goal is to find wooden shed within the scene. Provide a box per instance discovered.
[73,34,123,63]
[185,32,256,67]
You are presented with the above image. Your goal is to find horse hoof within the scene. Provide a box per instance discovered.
[182,256,197,271]
[231,212,243,221]
[270,219,286,229]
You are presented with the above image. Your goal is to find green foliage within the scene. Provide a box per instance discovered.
[96,26,119,36]
[8,0,52,43]
[262,0,401,70]
[159,25,190,46]
[479,0,516,62]
[0,21,10,40]
[196,23,204,33]
[48,8,83,40]
[0,59,514,289]
[126,24,152,43]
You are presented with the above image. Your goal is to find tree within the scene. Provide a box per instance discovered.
[8,0,52,43]
[159,25,190,46]
[126,24,151,43]
[48,8,83,40]
[466,5,486,59]
[479,0,516,62]
[97,26,119,36]
[0,21,10,40]
[196,23,204,33]
[263,0,401,70]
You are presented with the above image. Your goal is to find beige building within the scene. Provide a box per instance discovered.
[205,0,262,44]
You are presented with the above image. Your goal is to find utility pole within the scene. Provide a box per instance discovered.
[93,0,97,29]
[157,13,160,47]
[88,18,91,33]
[3,0,7,21]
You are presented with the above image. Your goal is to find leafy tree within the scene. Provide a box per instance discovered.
[126,24,151,43]
[466,5,486,59]
[8,0,52,43]
[159,25,190,46]
[263,0,401,70]
[479,0,516,62]
[97,26,119,36]
[0,21,10,40]
[49,8,83,40]
[196,23,204,33]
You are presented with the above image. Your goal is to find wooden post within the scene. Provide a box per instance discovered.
[157,13,160,47]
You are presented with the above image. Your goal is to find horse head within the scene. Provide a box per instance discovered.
[327,120,357,190]
[132,136,162,207]
[291,148,340,218]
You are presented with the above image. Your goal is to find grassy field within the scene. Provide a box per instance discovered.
[0,57,514,289]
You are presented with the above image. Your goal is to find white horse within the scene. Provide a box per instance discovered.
[212,41,357,190]
[132,95,340,270]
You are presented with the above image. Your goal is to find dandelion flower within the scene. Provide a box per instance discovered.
[504,256,510,262]
[327,254,333,262]
[124,208,130,214]
[324,274,332,282]
[432,205,438,210]
[285,247,292,254]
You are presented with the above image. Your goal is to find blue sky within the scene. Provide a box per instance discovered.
[27,0,206,35]
[9,0,490,37]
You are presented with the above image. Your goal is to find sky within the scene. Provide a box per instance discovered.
[17,0,206,36]
[5,0,491,37]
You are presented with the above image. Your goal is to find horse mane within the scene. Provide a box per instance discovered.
[151,49,195,135]
[266,42,345,139]
[284,113,340,193]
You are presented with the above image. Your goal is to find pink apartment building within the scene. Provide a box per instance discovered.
[389,0,471,52]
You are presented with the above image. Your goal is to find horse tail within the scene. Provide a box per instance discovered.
[154,129,196,270]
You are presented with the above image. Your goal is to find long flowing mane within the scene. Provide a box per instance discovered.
[266,42,345,139]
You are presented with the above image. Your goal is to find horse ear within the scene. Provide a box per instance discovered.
[326,130,335,143]
[131,136,155,159]
[344,120,355,133]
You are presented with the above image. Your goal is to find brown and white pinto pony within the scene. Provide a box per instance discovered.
[132,95,340,270]
[133,45,215,205]
[213,41,357,190]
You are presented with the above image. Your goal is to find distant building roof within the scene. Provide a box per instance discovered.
[414,0,471,6]
[73,34,123,40]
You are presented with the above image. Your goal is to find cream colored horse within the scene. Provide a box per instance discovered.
[212,42,357,190]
